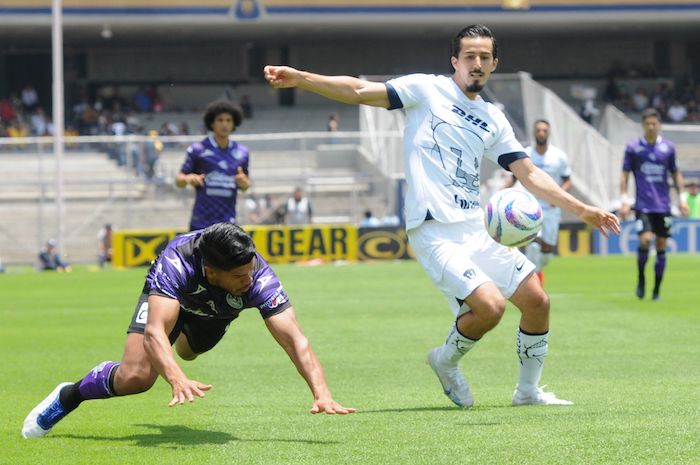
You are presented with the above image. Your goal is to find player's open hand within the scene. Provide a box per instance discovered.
[310,397,356,415]
[234,166,250,190]
[579,206,621,238]
[264,65,301,89]
[168,379,213,407]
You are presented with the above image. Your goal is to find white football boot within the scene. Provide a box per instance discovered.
[22,382,73,438]
[427,348,474,408]
[512,385,573,406]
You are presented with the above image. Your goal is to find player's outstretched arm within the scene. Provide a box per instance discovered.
[511,157,621,237]
[265,307,355,414]
[264,65,390,108]
[144,295,213,406]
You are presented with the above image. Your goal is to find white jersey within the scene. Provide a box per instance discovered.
[522,144,571,211]
[386,74,526,230]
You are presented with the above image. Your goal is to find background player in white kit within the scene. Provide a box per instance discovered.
[506,120,572,284]
[264,25,620,407]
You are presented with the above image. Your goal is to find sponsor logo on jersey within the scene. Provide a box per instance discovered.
[463,268,476,279]
[264,287,288,309]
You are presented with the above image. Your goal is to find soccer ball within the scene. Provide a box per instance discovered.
[484,188,543,247]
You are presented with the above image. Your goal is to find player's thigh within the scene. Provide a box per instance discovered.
[650,213,673,239]
[408,222,491,316]
[473,239,535,299]
[408,221,534,313]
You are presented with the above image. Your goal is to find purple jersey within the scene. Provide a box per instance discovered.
[181,136,250,230]
[144,230,290,321]
[623,136,677,214]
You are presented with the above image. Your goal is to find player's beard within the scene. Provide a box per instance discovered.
[466,82,485,93]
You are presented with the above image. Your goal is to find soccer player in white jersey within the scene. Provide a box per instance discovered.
[507,120,572,285]
[264,25,620,407]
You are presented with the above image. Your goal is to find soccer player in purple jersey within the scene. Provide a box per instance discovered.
[620,108,689,300]
[176,101,251,230]
[22,223,354,438]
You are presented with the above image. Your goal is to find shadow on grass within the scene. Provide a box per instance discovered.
[56,423,339,448]
[358,404,510,415]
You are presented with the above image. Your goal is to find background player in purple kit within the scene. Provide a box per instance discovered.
[620,108,689,300]
[176,101,251,230]
[22,223,355,438]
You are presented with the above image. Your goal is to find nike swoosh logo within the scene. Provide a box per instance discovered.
[515,261,525,271]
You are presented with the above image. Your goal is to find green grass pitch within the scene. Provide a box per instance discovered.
[1,255,699,465]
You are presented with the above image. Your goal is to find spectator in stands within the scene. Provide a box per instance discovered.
[0,95,17,123]
[327,113,339,132]
[21,84,39,112]
[681,180,699,219]
[30,107,51,136]
[133,86,152,112]
[38,239,72,272]
[240,95,253,119]
[631,87,650,112]
[143,130,163,180]
[667,100,688,123]
[98,224,113,269]
[327,113,340,143]
[286,187,312,225]
[579,98,599,125]
[175,101,250,231]
[0,255,5,273]
[359,210,380,228]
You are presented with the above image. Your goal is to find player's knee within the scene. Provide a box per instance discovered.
[476,297,506,327]
[176,348,198,361]
[115,367,157,394]
[529,291,550,316]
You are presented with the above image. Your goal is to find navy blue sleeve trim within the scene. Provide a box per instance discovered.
[498,151,528,171]
[385,83,403,110]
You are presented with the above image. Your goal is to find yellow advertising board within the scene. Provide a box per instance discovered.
[113,224,358,267]
[112,223,588,267]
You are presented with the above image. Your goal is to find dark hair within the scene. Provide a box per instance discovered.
[451,24,498,59]
[203,101,243,131]
[641,108,660,122]
[199,223,255,270]
[534,119,550,127]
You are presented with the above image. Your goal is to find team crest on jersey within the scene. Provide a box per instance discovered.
[226,294,244,309]
[231,149,243,160]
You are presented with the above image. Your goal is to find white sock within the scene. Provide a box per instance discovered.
[516,328,548,392]
[437,323,477,366]
[525,242,542,272]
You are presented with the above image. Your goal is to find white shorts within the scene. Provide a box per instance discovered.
[539,207,562,246]
[408,220,535,316]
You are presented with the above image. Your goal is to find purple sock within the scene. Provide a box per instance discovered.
[654,250,666,290]
[637,247,649,278]
[78,361,120,399]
